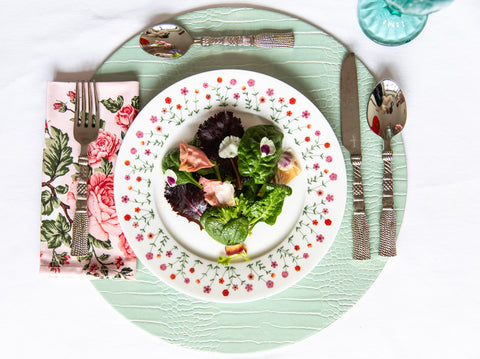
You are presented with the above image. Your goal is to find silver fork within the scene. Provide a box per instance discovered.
[71,81,100,256]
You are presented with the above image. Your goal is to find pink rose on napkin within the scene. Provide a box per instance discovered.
[53,101,66,112]
[115,105,138,131]
[67,172,122,242]
[88,172,122,241]
[118,233,136,260]
[87,129,121,165]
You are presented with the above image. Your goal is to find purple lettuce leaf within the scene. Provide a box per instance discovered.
[164,183,209,228]
[196,111,244,177]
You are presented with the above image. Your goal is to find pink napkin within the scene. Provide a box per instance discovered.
[40,81,139,278]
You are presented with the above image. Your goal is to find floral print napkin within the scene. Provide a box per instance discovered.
[40,81,139,278]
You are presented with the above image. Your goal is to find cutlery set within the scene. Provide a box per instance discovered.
[68,28,404,261]
[38,8,412,349]
[341,53,406,259]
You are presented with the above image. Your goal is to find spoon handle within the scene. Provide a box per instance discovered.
[379,150,397,257]
[199,32,295,48]
[351,155,371,260]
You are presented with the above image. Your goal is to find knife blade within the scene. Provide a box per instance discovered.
[340,52,370,260]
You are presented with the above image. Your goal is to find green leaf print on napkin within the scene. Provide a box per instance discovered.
[43,126,73,181]
[131,95,140,110]
[40,213,72,249]
[41,126,73,222]
[41,190,61,216]
[97,157,113,177]
[101,95,124,113]
[89,235,113,250]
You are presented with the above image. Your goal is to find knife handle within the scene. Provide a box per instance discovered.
[351,155,371,260]
[379,150,397,257]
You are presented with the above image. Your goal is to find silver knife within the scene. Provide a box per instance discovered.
[340,52,370,260]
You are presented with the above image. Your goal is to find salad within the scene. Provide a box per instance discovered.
[161,111,301,265]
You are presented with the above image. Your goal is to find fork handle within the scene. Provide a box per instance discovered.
[71,154,89,256]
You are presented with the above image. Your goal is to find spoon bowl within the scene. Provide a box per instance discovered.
[367,79,407,145]
[139,24,193,58]
[139,24,295,59]
[366,79,407,257]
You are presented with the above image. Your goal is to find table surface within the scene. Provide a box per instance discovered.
[1,1,479,358]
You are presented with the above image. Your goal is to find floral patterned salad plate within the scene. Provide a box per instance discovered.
[114,69,347,302]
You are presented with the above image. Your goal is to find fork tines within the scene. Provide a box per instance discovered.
[74,80,99,128]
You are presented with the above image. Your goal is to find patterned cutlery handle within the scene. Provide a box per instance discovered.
[199,32,294,48]
[71,153,89,256]
[351,155,371,260]
[379,150,397,257]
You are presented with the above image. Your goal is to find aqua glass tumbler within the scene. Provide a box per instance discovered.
[358,0,453,46]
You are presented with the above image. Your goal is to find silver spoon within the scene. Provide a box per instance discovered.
[366,79,407,257]
[139,24,294,58]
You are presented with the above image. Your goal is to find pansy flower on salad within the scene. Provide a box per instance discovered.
[161,111,302,265]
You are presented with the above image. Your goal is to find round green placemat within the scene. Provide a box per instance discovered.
[92,7,407,353]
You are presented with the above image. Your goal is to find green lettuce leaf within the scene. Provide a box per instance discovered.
[200,206,249,246]
[243,184,292,226]
[237,125,283,184]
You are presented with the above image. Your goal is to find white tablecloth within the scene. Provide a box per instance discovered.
[1,0,479,358]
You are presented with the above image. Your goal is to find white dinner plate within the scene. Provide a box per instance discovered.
[114,69,346,302]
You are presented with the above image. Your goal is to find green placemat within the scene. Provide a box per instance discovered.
[92,7,407,353]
